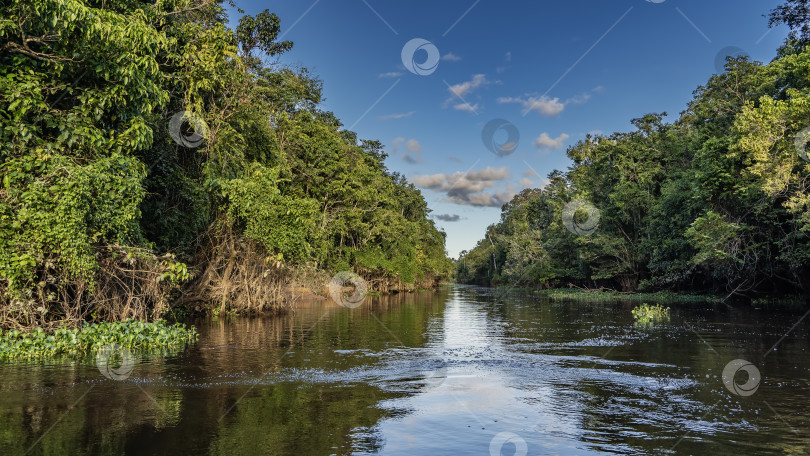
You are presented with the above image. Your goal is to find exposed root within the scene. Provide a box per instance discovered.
[183,224,292,315]
[355,268,440,294]
[0,246,181,331]
[92,246,182,323]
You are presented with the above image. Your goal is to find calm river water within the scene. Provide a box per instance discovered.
[2,285,810,455]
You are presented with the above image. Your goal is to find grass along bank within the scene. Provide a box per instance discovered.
[532,288,723,304]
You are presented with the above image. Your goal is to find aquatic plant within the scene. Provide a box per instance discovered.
[536,289,720,304]
[631,303,671,326]
[0,320,197,361]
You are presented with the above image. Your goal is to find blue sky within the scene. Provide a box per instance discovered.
[228,0,787,258]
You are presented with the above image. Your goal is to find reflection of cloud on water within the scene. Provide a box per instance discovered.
[441,291,502,349]
[368,292,587,455]
[371,373,586,455]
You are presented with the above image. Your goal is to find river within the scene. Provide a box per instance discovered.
[2,285,809,455]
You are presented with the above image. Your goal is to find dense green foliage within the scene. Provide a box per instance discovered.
[458,4,810,298]
[0,0,451,328]
[0,320,197,360]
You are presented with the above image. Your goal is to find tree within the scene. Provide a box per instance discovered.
[770,0,810,44]
[457,8,810,296]
[0,0,452,329]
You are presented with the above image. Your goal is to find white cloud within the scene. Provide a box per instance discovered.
[411,174,445,188]
[444,74,490,112]
[518,177,550,190]
[411,167,514,207]
[463,192,512,207]
[497,51,512,74]
[453,103,479,113]
[525,96,566,116]
[441,53,462,62]
[435,214,461,222]
[448,74,488,98]
[392,137,423,163]
[498,95,565,116]
[566,92,591,105]
[534,132,570,150]
[498,86,603,117]
[405,139,421,153]
[379,111,415,120]
[379,71,403,78]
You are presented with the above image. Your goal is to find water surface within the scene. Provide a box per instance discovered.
[2,285,810,455]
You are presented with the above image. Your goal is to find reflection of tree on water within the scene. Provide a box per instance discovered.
[5,288,810,455]
[0,290,450,456]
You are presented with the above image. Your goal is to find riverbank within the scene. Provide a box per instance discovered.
[177,266,444,318]
[0,269,441,361]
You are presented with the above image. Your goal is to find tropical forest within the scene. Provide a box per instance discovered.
[2,0,810,455]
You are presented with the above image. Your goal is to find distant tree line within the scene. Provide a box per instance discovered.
[457,1,810,298]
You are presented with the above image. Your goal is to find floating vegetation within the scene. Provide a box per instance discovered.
[0,320,198,361]
[536,288,720,304]
[751,295,808,309]
[631,303,671,326]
